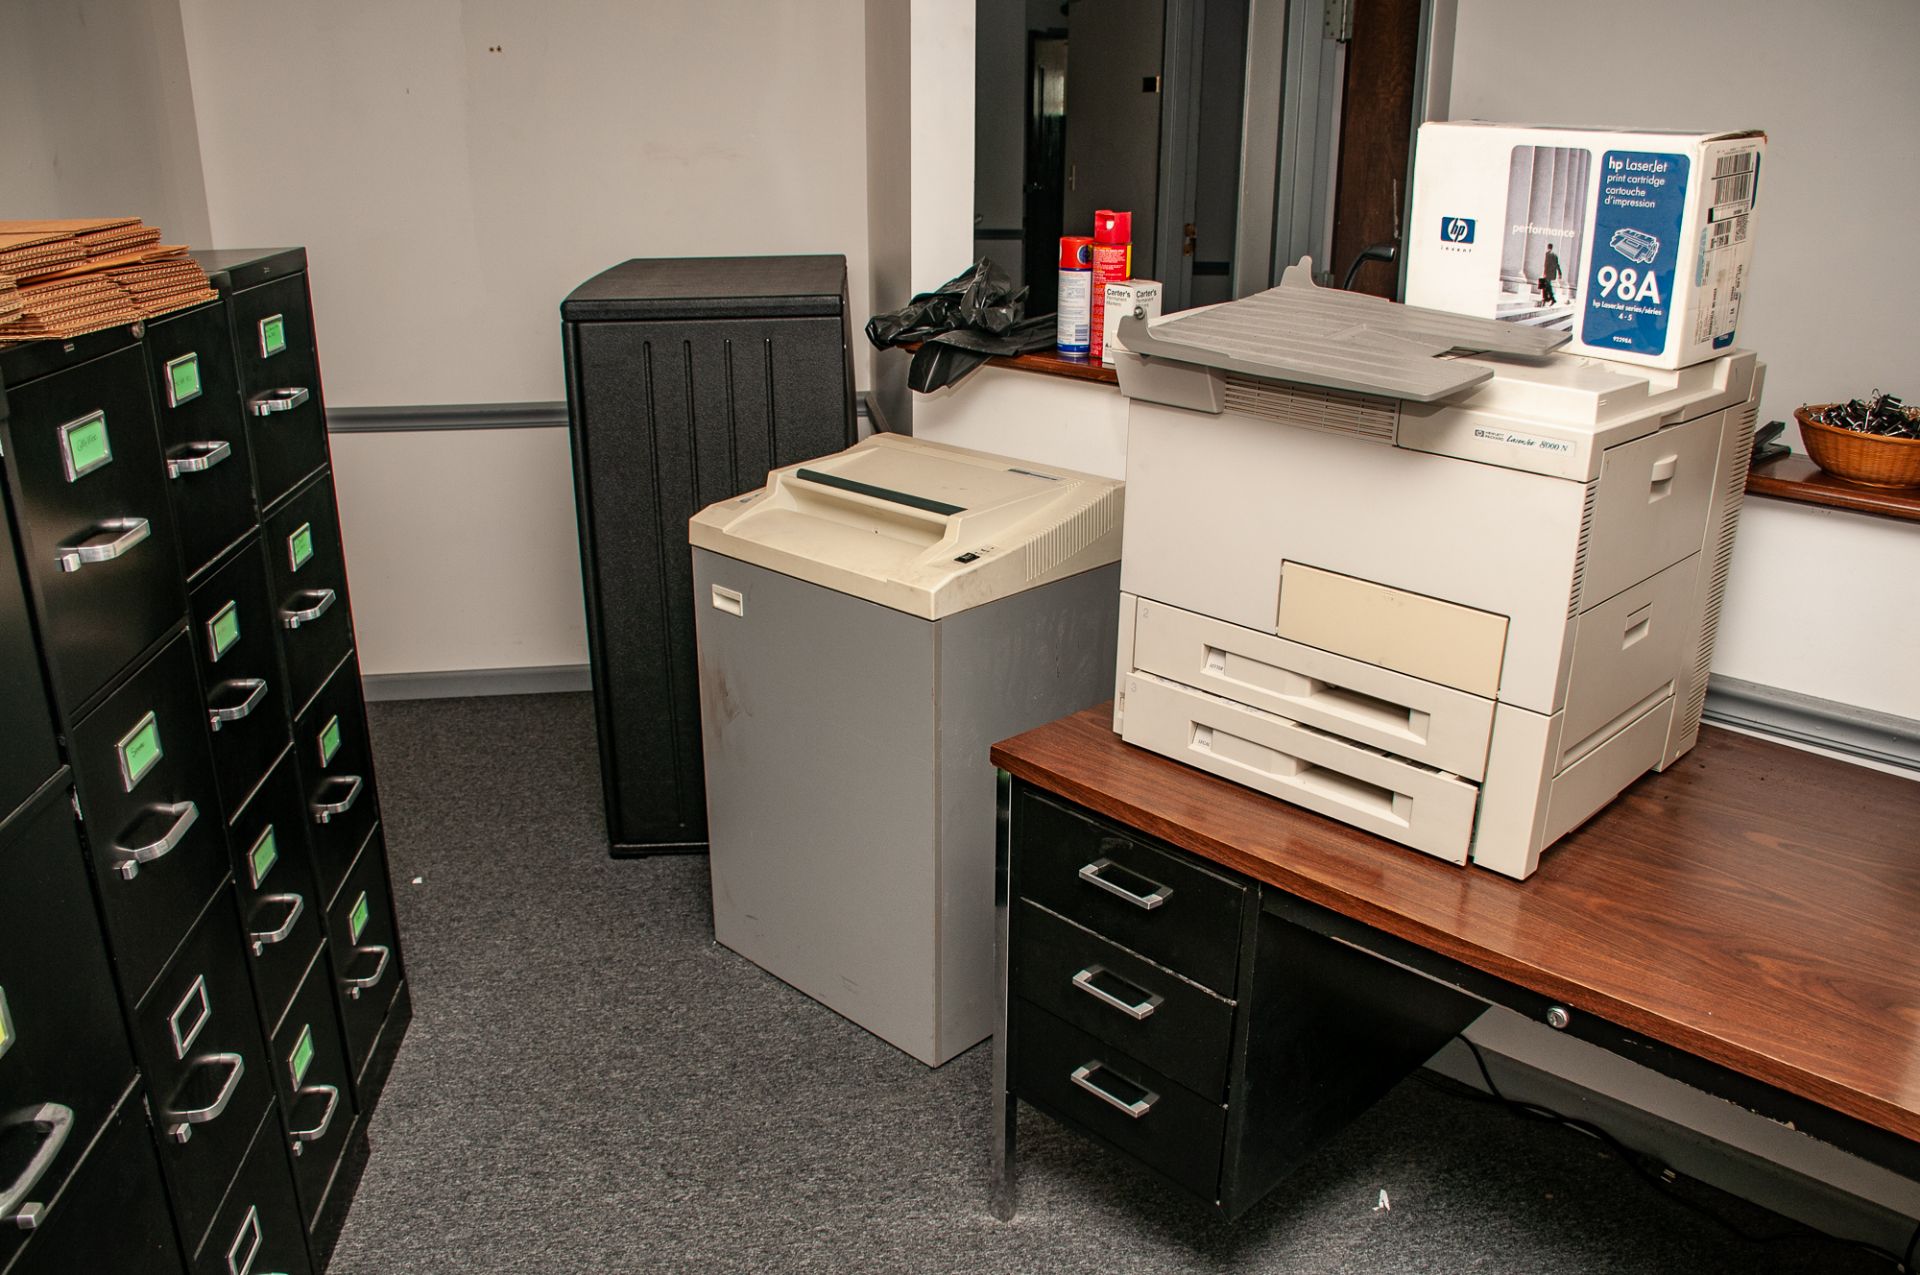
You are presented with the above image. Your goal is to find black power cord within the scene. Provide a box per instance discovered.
[1417,1037,1919,1271]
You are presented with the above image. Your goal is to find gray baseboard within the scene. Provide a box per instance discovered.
[362,663,591,702]
[1704,675,1920,773]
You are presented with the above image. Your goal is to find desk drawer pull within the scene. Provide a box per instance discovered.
[312,775,363,824]
[55,517,149,573]
[208,678,268,730]
[1077,855,1172,910]
[1071,966,1162,1021]
[1070,1062,1158,1119]
[114,800,199,881]
[288,1084,340,1154]
[249,387,309,417]
[343,945,391,999]
[281,588,335,629]
[165,440,231,478]
[248,894,306,955]
[163,1053,246,1143]
[0,1102,73,1230]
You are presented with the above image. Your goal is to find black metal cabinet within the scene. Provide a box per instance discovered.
[223,271,330,515]
[6,1089,186,1275]
[230,749,328,1037]
[293,656,380,905]
[327,827,402,1087]
[146,302,256,581]
[192,1104,314,1275]
[561,255,857,854]
[269,950,357,1236]
[190,532,291,815]
[1001,784,1478,1218]
[0,336,186,716]
[264,473,354,719]
[0,485,57,826]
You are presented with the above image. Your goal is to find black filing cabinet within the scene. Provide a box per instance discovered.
[561,255,857,854]
[0,249,411,1272]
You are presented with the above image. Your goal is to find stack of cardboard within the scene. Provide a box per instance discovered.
[0,218,218,344]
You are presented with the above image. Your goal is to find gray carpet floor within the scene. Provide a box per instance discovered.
[326,692,1887,1274]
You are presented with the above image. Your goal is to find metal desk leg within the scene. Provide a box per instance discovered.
[989,769,1018,1221]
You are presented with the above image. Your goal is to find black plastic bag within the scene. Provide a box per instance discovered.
[864,259,1055,392]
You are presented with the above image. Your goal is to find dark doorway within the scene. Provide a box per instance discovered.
[1023,32,1069,316]
[1329,0,1423,298]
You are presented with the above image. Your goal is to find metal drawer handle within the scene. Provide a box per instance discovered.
[165,440,232,478]
[248,894,306,955]
[288,1083,340,1154]
[312,775,363,824]
[1077,857,1172,911]
[114,800,199,880]
[1071,966,1163,1021]
[209,678,268,730]
[1069,1062,1158,1119]
[55,516,150,573]
[343,944,391,999]
[249,387,309,417]
[281,588,335,629]
[0,1103,73,1231]
[164,1052,246,1143]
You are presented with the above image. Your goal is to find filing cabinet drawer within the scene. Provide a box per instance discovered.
[231,750,326,1037]
[0,503,57,823]
[266,474,353,717]
[294,659,379,904]
[0,343,186,712]
[1012,999,1226,1201]
[191,534,292,814]
[147,301,256,581]
[7,1089,185,1275]
[1013,789,1246,996]
[229,274,328,513]
[270,951,357,1232]
[191,1104,313,1275]
[0,787,138,1271]
[132,899,276,1259]
[70,632,229,1006]
[1012,901,1235,1100]
[328,826,403,1081]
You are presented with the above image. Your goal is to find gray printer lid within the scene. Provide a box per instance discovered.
[1115,261,1568,403]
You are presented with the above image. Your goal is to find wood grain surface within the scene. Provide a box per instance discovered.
[992,707,1920,1143]
[1748,454,1920,522]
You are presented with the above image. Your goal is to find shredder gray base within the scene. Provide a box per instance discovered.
[693,550,1120,1066]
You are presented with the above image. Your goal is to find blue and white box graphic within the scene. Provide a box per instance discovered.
[1405,122,1765,370]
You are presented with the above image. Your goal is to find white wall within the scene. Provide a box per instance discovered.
[1447,0,1920,721]
[0,0,211,244]
[176,0,872,407]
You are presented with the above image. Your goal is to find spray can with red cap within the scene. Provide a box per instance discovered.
[1056,236,1094,357]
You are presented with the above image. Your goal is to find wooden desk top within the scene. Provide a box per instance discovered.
[992,709,1920,1145]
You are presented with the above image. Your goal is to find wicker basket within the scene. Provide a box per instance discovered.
[1794,406,1920,490]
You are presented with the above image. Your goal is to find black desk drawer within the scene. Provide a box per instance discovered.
[0,500,57,824]
[192,1103,313,1275]
[230,275,327,513]
[231,750,326,1037]
[7,1089,185,1275]
[1013,900,1235,1101]
[1,343,186,713]
[265,474,353,717]
[270,951,357,1232]
[1014,790,1246,996]
[191,533,291,815]
[132,899,276,1259]
[328,826,402,1082]
[1012,999,1226,1202]
[294,659,378,904]
[0,787,137,1271]
[70,632,228,1006]
[147,301,255,581]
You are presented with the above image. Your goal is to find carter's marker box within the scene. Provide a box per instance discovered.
[1405,122,1764,370]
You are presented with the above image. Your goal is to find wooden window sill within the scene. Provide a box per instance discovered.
[1745,455,1920,523]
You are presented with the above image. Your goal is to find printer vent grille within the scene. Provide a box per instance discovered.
[1024,488,1119,582]
[1686,400,1761,728]
[1568,480,1599,615]
[1222,376,1398,442]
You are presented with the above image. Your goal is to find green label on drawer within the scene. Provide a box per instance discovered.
[165,352,202,407]
[59,411,112,481]
[260,313,287,358]
[0,988,13,1062]
[208,600,242,662]
[349,891,371,944]
[319,716,343,767]
[117,712,163,792]
[289,1023,315,1088]
[249,825,279,888]
[289,523,314,572]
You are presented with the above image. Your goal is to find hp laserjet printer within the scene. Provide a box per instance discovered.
[1109,265,1761,879]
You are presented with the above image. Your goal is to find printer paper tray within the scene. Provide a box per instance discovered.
[1119,672,1479,864]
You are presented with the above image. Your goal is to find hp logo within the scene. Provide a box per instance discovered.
[1441,217,1476,244]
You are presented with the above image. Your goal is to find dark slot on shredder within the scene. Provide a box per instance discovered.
[561,255,858,855]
